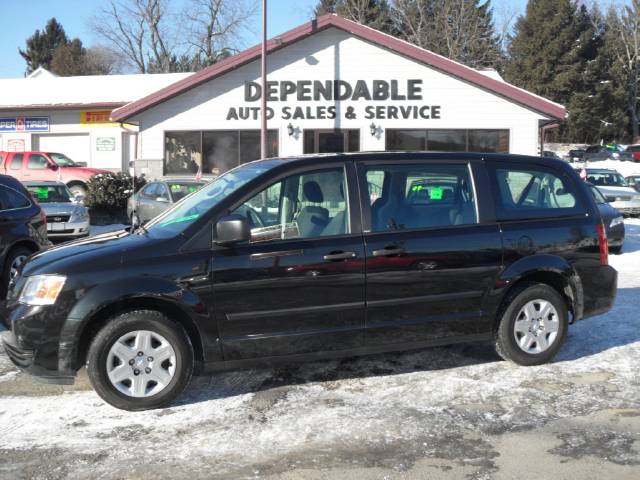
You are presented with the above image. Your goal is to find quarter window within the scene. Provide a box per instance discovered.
[10,154,23,170]
[364,164,477,232]
[232,168,349,242]
[491,165,581,219]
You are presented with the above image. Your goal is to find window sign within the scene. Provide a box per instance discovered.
[96,137,116,151]
[0,117,49,132]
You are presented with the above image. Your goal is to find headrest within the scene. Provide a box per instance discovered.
[303,181,324,203]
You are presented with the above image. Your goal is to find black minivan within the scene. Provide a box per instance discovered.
[1,153,617,411]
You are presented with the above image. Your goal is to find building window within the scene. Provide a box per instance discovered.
[386,129,509,153]
[165,130,278,176]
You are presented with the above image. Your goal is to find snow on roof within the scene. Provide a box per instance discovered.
[476,68,504,82]
[27,67,58,79]
[0,72,193,111]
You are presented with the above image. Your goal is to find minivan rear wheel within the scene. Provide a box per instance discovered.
[495,283,568,366]
[86,310,194,411]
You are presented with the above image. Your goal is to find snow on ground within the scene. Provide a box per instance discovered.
[0,221,639,479]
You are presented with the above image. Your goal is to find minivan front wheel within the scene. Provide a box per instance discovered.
[87,310,194,411]
[495,283,568,366]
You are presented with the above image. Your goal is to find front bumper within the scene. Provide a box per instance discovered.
[0,302,77,385]
[46,219,90,239]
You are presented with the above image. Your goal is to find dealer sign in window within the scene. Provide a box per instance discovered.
[96,137,116,151]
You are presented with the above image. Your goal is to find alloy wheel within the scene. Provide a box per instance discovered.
[513,299,559,354]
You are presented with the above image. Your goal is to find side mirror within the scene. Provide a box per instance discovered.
[216,215,250,246]
[49,163,59,171]
[73,194,84,204]
[605,196,616,203]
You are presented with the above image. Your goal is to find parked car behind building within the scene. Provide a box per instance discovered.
[583,145,634,162]
[24,181,90,241]
[625,144,640,162]
[127,179,206,225]
[0,151,110,197]
[582,168,640,216]
[568,149,586,162]
[0,175,49,297]
[1,152,617,411]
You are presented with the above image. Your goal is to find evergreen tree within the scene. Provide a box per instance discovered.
[19,18,69,75]
[314,0,394,33]
[504,0,587,106]
[394,0,503,69]
[50,38,87,76]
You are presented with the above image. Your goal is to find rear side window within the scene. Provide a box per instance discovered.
[10,154,23,170]
[0,185,31,210]
[363,163,477,232]
[490,164,583,220]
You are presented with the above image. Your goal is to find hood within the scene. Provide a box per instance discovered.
[40,202,80,215]
[594,185,639,196]
[22,229,155,276]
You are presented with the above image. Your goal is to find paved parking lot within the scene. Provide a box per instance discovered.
[1,221,639,480]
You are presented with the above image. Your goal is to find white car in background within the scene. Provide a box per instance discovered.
[581,168,640,217]
[24,181,90,240]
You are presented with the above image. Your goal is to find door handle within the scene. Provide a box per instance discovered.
[323,251,357,261]
[372,247,405,257]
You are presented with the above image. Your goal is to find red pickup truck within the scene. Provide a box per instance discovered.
[0,151,110,196]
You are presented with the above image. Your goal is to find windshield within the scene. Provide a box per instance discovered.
[586,172,628,187]
[589,185,607,204]
[145,160,283,238]
[168,182,205,202]
[49,153,78,167]
[27,184,73,203]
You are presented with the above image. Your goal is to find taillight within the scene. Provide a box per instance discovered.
[597,222,608,266]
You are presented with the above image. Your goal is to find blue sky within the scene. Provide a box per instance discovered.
[0,0,525,78]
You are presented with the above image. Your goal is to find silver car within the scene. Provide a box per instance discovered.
[127,179,206,225]
[583,169,640,217]
[24,181,90,240]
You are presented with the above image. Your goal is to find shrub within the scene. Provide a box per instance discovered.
[84,172,146,210]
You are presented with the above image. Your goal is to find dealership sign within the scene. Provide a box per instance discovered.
[0,116,49,132]
[226,79,442,121]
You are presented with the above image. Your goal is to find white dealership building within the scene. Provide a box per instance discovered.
[1,15,565,179]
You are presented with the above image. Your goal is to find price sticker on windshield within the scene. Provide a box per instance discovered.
[34,187,49,200]
[429,186,444,200]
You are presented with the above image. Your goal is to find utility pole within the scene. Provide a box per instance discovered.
[260,0,268,159]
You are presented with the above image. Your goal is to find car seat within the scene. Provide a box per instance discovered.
[296,181,329,237]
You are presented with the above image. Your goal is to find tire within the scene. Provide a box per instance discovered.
[86,310,194,411]
[495,282,568,366]
[68,183,87,197]
[1,246,32,298]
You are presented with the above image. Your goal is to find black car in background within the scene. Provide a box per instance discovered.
[588,183,624,253]
[568,149,586,162]
[583,144,634,162]
[0,175,49,297]
[1,153,617,411]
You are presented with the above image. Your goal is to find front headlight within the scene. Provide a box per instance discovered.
[69,207,89,222]
[19,275,67,305]
[610,216,624,228]
[612,152,620,159]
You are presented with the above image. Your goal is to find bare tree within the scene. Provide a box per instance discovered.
[90,0,178,73]
[606,0,640,141]
[183,0,257,69]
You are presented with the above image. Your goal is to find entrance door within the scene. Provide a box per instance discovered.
[304,129,360,154]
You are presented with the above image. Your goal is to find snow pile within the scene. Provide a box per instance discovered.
[573,159,640,177]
